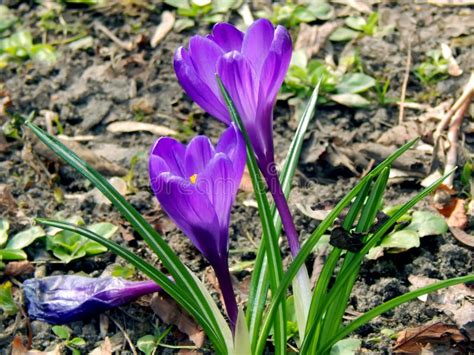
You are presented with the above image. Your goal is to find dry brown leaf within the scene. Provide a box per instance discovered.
[447,198,468,229]
[29,131,127,176]
[0,184,18,215]
[239,168,253,192]
[376,121,422,146]
[408,275,474,337]
[151,294,205,347]
[151,11,175,48]
[12,336,62,355]
[295,22,339,58]
[89,337,112,355]
[107,121,177,136]
[5,261,35,277]
[449,227,474,249]
[394,322,467,353]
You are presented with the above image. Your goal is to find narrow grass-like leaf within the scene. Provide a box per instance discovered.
[217,76,287,354]
[35,218,230,350]
[26,121,228,353]
[246,83,321,348]
[255,139,420,354]
[319,273,474,353]
[233,308,251,355]
[315,167,391,346]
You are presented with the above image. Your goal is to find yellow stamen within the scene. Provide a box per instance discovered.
[189,174,197,184]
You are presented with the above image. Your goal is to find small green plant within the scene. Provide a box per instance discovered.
[414,49,449,85]
[0,220,44,262]
[164,0,241,28]
[0,5,17,33]
[0,30,56,68]
[257,0,333,28]
[137,327,172,355]
[285,55,376,107]
[329,12,379,42]
[0,281,18,316]
[52,325,86,355]
[46,216,118,263]
[374,77,396,105]
[367,210,448,259]
[111,264,136,279]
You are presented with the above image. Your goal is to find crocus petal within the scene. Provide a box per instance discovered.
[152,173,221,263]
[188,36,223,95]
[217,51,258,125]
[150,137,186,178]
[208,23,244,52]
[185,136,216,177]
[259,25,292,101]
[216,124,246,188]
[24,276,161,324]
[241,19,275,77]
[196,154,236,257]
[174,47,230,123]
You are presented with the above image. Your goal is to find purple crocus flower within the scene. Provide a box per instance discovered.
[174,19,291,173]
[174,20,304,255]
[24,276,161,324]
[149,124,245,328]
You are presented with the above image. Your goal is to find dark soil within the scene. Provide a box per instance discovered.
[0,1,473,354]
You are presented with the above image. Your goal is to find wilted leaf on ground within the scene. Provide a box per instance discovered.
[150,294,205,347]
[394,322,467,353]
[151,11,175,48]
[6,225,45,250]
[408,275,474,336]
[5,260,34,276]
[0,281,18,316]
[449,227,474,248]
[89,337,112,355]
[107,121,177,136]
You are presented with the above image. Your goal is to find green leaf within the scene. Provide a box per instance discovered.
[330,93,370,107]
[174,18,195,32]
[164,0,190,8]
[217,76,287,353]
[137,335,157,355]
[52,325,71,340]
[309,0,334,20]
[232,308,251,355]
[345,16,366,31]
[25,119,233,354]
[0,218,9,247]
[0,249,27,260]
[336,73,376,94]
[320,274,474,352]
[0,5,17,33]
[68,337,86,346]
[6,226,45,250]
[330,338,362,354]
[329,27,359,41]
[111,264,136,279]
[0,281,18,316]
[406,211,448,237]
[30,44,57,64]
[254,138,422,354]
[380,230,420,250]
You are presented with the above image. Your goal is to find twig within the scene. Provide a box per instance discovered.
[94,21,133,51]
[399,41,412,124]
[444,93,473,186]
[434,73,474,141]
[110,316,138,355]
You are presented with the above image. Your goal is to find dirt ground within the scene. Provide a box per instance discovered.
[0,0,473,354]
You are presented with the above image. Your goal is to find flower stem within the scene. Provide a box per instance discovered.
[263,165,312,333]
[214,263,238,332]
[263,166,301,256]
